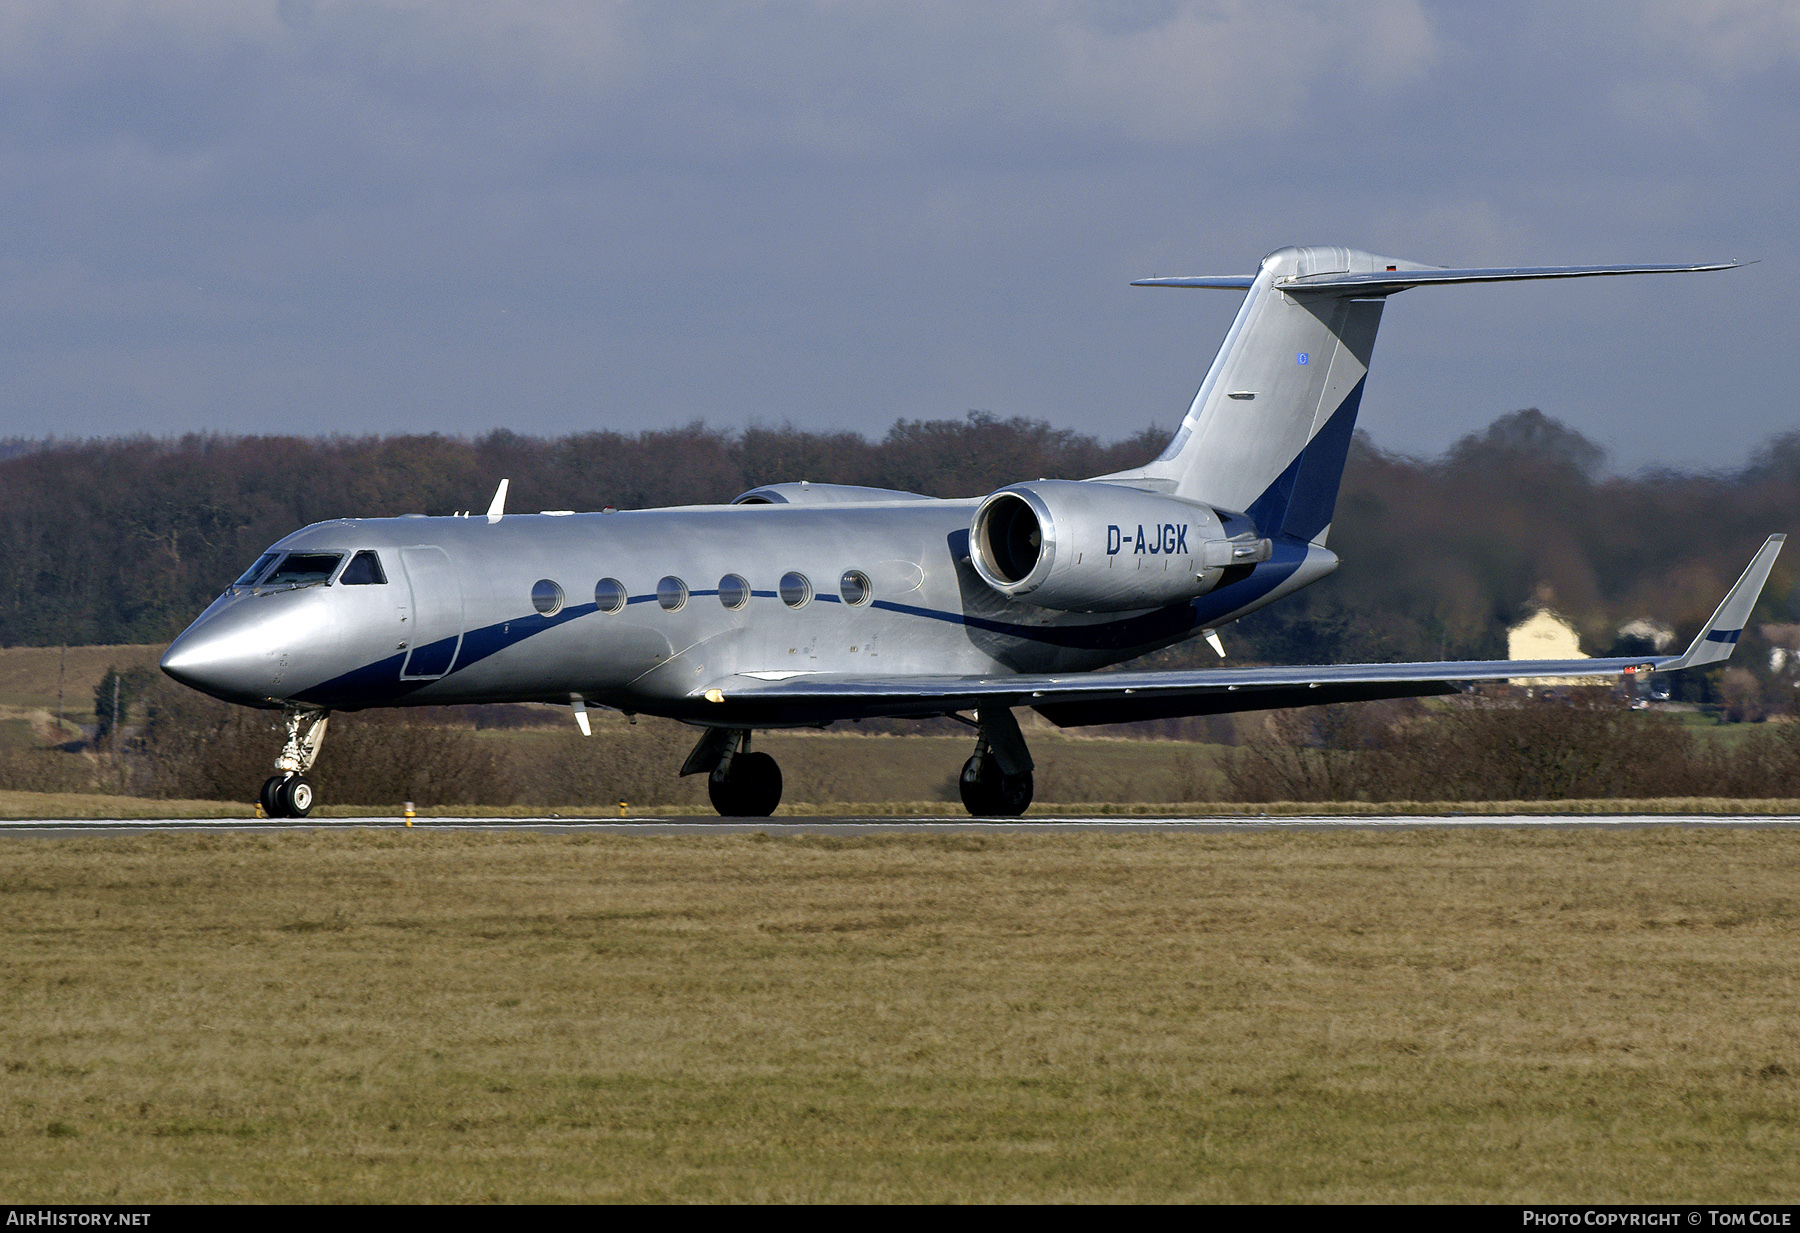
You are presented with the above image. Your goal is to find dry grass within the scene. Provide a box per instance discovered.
[0,644,163,712]
[0,791,254,819]
[2,828,1799,1202]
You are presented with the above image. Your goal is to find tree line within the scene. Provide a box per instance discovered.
[2,410,1797,704]
[0,416,1161,647]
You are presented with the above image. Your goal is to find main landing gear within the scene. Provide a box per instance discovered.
[680,707,1035,818]
[260,706,330,819]
[957,704,1034,817]
[683,727,783,817]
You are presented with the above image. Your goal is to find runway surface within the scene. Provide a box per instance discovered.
[5,813,1800,837]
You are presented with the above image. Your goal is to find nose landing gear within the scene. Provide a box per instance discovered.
[259,706,330,819]
[683,727,783,817]
[957,704,1034,817]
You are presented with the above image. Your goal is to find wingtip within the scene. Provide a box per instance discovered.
[1663,533,1786,670]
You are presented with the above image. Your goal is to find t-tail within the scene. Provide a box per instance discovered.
[1097,245,1737,548]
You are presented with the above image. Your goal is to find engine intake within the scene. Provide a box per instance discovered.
[975,492,1044,584]
[969,481,1269,612]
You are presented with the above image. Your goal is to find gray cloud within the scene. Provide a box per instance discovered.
[0,1,1793,471]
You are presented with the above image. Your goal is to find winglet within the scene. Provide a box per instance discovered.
[1663,534,1786,670]
[486,478,510,524]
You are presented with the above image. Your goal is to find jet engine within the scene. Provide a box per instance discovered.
[968,480,1271,612]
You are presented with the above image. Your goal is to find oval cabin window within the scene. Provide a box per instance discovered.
[779,572,812,608]
[718,574,750,610]
[531,579,564,616]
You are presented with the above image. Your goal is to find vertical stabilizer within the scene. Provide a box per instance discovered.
[1097,245,1422,546]
[1100,246,1736,547]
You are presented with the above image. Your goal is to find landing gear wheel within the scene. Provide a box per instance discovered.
[709,751,783,817]
[995,768,1033,817]
[959,756,1032,817]
[958,755,1000,816]
[277,775,315,818]
[259,775,288,819]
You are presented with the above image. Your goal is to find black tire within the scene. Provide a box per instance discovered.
[709,752,783,817]
[260,775,289,819]
[958,754,1001,816]
[960,756,1032,817]
[707,767,737,815]
[994,769,1033,817]
[278,775,315,818]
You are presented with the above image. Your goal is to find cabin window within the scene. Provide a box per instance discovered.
[657,576,688,612]
[839,570,871,606]
[779,572,812,608]
[234,553,280,587]
[718,574,750,610]
[531,579,565,616]
[339,550,387,585]
[595,578,626,613]
[264,553,343,587]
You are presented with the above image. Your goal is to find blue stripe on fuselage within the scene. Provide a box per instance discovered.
[295,602,596,707]
[295,549,1304,708]
[454,602,598,672]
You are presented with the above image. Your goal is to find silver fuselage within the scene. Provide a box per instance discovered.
[160,498,1332,726]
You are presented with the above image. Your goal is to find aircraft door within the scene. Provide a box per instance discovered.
[399,546,464,680]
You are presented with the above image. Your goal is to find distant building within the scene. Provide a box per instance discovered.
[1507,608,1607,686]
[1762,624,1800,675]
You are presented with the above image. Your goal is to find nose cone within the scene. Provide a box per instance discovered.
[163,588,338,705]
[161,615,278,705]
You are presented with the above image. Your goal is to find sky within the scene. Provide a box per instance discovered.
[1,1,1795,472]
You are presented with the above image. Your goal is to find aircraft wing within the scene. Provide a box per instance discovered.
[701,535,1784,727]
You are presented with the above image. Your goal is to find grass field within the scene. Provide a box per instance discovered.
[0,644,162,714]
[3,827,1799,1202]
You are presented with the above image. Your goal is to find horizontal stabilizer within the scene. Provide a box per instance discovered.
[1130,275,1257,290]
[1135,262,1738,296]
[1281,260,1738,293]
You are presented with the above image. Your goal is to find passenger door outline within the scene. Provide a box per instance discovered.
[399,546,464,680]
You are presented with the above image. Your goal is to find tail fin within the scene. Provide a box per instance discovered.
[1098,246,1737,547]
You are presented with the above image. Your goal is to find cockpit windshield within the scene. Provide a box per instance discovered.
[262,553,344,587]
[233,553,280,587]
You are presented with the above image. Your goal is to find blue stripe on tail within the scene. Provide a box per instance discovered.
[1244,375,1367,544]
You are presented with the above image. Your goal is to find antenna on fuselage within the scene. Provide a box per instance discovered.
[486,478,510,524]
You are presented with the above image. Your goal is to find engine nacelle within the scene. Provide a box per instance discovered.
[969,480,1270,612]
